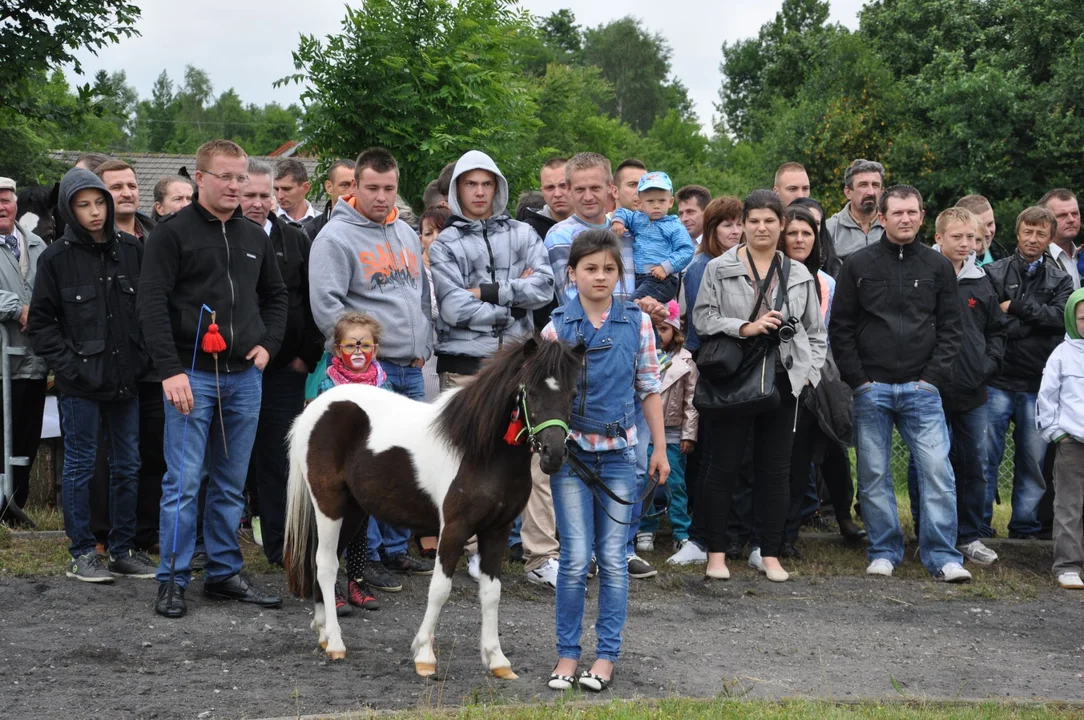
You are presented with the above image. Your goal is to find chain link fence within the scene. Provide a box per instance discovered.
[889,428,1015,493]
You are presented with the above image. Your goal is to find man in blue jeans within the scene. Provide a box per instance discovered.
[831,185,970,582]
[982,206,1073,538]
[140,140,288,618]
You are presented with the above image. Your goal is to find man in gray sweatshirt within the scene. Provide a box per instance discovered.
[826,159,886,261]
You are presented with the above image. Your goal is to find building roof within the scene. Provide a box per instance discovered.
[48,151,321,215]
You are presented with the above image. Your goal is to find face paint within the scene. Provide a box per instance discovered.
[341,347,374,371]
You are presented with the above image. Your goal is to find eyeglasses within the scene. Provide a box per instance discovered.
[338,341,376,354]
[201,170,249,185]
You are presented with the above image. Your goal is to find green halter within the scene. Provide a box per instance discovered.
[514,384,570,448]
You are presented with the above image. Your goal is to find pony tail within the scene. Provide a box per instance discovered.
[283,417,317,599]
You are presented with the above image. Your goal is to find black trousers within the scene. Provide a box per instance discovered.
[701,373,797,557]
[246,366,306,565]
[688,410,757,549]
[1,378,47,511]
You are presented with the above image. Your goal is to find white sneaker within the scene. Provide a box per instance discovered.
[747,546,763,571]
[958,540,998,565]
[866,558,894,577]
[467,553,481,583]
[526,557,559,589]
[1057,572,1084,590]
[938,562,972,583]
[667,539,707,566]
[635,532,654,553]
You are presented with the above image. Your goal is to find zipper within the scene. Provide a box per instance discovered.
[896,244,904,374]
[480,224,502,349]
[221,222,236,368]
[760,356,766,393]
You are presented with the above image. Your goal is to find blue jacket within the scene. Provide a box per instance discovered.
[612,209,694,275]
[551,295,642,445]
[682,253,710,352]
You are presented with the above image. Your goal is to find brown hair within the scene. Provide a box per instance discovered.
[657,320,686,353]
[774,162,807,186]
[355,147,398,178]
[94,159,135,179]
[419,206,451,234]
[878,184,923,215]
[676,185,711,210]
[1015,206,1057,238]
[956,194,992,215]
[195,139,246,171]
[1039,188,1076,207]
[935,207,977,236]
[333,312,383,346]
[564,152,612,183]
[700,195,743,258]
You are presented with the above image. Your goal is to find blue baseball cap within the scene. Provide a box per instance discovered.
[637,171,673,193]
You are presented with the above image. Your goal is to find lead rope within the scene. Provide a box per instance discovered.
[200,310,229,459]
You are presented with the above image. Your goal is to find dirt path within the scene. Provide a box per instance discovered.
[2,560,1083,720]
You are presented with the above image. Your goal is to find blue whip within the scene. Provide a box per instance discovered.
[166,303,213,593]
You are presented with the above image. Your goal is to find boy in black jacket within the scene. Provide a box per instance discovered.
[139,140,288,619]
[906,208,1006,566]
[28,168,155,583]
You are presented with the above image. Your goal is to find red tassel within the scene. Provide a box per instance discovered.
[503,417,524,445]
[202,322,227,354]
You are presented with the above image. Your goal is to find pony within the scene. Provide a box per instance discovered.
[282,336,584,677]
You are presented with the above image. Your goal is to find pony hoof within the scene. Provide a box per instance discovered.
[327,649,346,661]
[319,640,328,650]
[415,662,437,677]
[492,666,518,680]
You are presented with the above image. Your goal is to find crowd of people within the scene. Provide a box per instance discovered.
[1,142,1083,692]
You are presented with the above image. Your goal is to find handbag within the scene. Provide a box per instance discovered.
[693,256,791,417]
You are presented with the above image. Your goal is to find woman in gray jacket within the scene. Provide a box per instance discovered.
[692,190,827,583]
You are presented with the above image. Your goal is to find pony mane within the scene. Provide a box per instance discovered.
[436,337,581,461]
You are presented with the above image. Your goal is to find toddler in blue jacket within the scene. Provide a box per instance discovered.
[610,171,695,302]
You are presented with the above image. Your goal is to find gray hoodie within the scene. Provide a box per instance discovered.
[307,196,431,365]
[429,151,555,363]
[826,202,884,260]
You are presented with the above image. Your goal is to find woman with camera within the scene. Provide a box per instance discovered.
[692,190,827,582]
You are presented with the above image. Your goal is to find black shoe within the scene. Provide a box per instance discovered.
[203,573,282,608]
[1037,528,1053,541]
[155,582,187,618]
[363,564,403,592]
[780,542,802,559]
[334,582,353,617]
[191,551,208,572]
[384,552,434,575]
[508,542,525,564]
[838,518,867,541]
[1008,532,1039,540]
[724,542,745,559]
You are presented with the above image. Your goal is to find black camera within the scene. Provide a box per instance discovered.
[776,317,799,343]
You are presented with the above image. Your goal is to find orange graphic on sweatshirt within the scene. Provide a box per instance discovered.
[359,245,420,292]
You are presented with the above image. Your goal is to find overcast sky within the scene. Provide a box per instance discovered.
[72,0,867,132]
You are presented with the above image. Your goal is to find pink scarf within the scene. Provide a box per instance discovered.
[326,356,386,388]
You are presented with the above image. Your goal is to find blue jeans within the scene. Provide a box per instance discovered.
[552,446,636,663]
[983,387,1048,536]
[638,443,690,541]
[508,515,522,547]
[60,396,141,558]
[382,361,425,401]
[906,403,988,545]
[853,381,962,574]
[625,407,650,557]
[156,366,262,587]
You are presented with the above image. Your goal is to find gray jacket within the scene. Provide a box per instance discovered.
[826,203,884,260]
[308,197,431,365]
[692,246,827,395]
[430,150,554,359]
[0,222,47,379]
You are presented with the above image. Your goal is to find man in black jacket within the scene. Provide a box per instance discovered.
[982,206,1073,539]
[906,208,1006,567]
[28,168,155,582]
[240,159,324,565]
[301,159,355,240]
[139,140,289,618]
[831,185,970,582]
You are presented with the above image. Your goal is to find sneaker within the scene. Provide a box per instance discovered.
[958,540,998,566]
[587,556,598,579]
[251,516,263,547]
[384,552,434,576]
[526,557,559,588]
[348,579,380,609]
[363,563,403,592]
[334,582,353,616]
[627,555,658,579]
[467,553,481,582]
[866,558,894,577]
[724,542,745,559]
[635,532,654,553]
[780,542,802,560]
[747,547,763,571]
[109,549,157,578]
[937,562,972,583]
[66,552,114,583]
[1057,572,1084,590]
[191,551,208,572]
[667,539,707,566]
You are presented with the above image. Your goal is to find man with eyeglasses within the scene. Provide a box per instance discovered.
[139,139,289,619]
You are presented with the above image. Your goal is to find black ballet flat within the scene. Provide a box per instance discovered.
[577,669,613,692]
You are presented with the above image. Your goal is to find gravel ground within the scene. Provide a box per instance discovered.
[2,559,1083,720]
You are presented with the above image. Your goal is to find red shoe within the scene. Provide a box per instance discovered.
[348,579,380,610]
[334,582,353,616]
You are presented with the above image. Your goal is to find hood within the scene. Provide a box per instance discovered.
[58,168,115,244]
[327,194,399,228]
[447,150,509,220]
[957,251,986,280]
[1066,287,1084,340]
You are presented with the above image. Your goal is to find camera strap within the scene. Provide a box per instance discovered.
[747,252,790,317]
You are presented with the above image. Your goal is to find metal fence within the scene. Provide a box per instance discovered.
[889,429,1016,492]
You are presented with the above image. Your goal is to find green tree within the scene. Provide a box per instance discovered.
[280,0,543,206]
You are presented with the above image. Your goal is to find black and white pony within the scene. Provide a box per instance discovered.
[282,337,583,677]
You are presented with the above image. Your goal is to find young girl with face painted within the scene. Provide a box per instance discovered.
[316,312,391,613]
